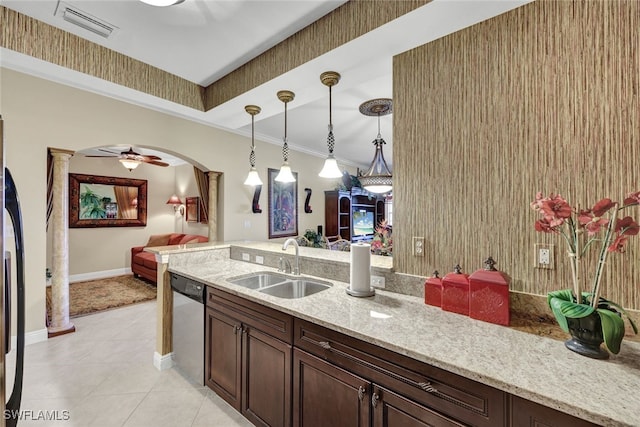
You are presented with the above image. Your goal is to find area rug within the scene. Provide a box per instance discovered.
[46,275,157,318]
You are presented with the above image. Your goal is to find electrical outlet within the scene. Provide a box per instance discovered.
[371,275,385,289]
[255,255,264,265]
[535,243,554,269]
[242,253,250,261]
[413,237,425,257]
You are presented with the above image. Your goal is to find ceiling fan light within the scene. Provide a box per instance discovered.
[318,155,342,178]
[275,163,296,183]
[244,168,263,186]
[119,158,141,171]
[139,0,185,7]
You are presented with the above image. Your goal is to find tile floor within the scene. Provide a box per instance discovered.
[5,300,253,427]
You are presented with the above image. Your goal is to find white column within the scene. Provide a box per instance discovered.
[208,172,220,241]
[47,148,76,337]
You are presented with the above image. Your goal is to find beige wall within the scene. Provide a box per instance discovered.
[1,68,350,333]
[63,155,178,277]
[393,0,640,310]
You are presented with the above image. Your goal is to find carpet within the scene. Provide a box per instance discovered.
[46,275,157,318]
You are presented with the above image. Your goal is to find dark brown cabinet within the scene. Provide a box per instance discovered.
[206,308,242,408]
[509,396,599,427]
[294,318,505,427]
[372,385,465,427]
[293,348,370,427]
[204,286,607,427]
[206,288,293,427]
[325,190,384,242]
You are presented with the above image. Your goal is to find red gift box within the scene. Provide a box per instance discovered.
[441,265,469,315]
[424,271,442,307]
[469,257,511,326]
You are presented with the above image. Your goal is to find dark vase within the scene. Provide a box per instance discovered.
[565,312,609,360]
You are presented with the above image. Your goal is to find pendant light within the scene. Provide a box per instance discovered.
[275,90,296,183]
[139,0,185,6]
[318,71,343,178]
[243,105,263,186]
[358,98,393,194]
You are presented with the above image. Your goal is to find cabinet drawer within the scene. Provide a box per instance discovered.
[509,396,599,427]
[294,318,506,427]
[208,288,293,344]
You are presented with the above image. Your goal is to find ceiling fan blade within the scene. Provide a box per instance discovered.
[140,154,162,161]
[145,160,170,167]
[98,148,121,155]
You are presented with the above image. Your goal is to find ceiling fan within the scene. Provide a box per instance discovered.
[86,147,169,171]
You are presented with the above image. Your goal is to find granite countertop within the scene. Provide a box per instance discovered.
[168,251,640,427]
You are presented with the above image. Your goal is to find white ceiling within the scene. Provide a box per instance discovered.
[0,0,532,170]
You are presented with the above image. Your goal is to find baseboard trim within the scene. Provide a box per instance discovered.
[153,351,174,371]
[70,268,132,283]
[11,327,49,349]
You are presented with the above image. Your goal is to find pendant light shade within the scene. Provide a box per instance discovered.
[275,90,296,183]
[358,98,393,194]
[119,158,141,171]
[318,71,343,178]
[243,105,263,186]
[139,0,185,7]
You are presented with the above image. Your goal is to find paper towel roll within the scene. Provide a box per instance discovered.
[350,243,371,292]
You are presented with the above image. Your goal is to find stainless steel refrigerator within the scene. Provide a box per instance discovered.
[1,114,27,426]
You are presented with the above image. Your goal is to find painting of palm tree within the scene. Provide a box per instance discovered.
[79,184,116,219]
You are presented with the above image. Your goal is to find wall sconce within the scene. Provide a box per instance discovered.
[166,194,184,215]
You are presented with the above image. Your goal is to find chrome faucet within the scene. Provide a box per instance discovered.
[278,257,293,274]
[282,238,300,275]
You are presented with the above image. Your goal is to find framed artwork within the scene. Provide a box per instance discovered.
[185,196,200,223]
[69,173,147,228]
[268,168,298,239]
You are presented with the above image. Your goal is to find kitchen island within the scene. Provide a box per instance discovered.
[159,242,640,427]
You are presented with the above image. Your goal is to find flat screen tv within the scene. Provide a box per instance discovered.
[353,209,375,236]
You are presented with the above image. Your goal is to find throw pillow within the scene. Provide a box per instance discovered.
[185,237,203,244]
[146,233,172,247]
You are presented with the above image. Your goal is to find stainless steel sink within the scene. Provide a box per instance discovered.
[258,279,332,299]
[226,272,288,289]
[226,272,332,298]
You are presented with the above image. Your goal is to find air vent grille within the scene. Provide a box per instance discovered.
[54,2,118,38]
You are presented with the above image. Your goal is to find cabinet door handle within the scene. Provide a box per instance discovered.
[318,341,332,350]
[371,392,379,408]
[242,326,248,335]
[233,325,242,334]
[358,386,366,401]
[418,381,437,393]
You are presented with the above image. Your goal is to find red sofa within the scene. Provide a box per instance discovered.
[131,233,208,284]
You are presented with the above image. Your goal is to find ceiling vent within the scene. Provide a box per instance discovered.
[54,2,118,38]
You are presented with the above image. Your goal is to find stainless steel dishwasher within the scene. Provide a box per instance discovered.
[170,273,205,385]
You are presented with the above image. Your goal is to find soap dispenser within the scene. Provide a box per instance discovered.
[441,264,470,315]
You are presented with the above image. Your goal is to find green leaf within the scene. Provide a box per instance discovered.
[599,299,639,335]
[548,297,569,333]
[597,309,626,354]
[547,289,574,307]
[559,301,594,319]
